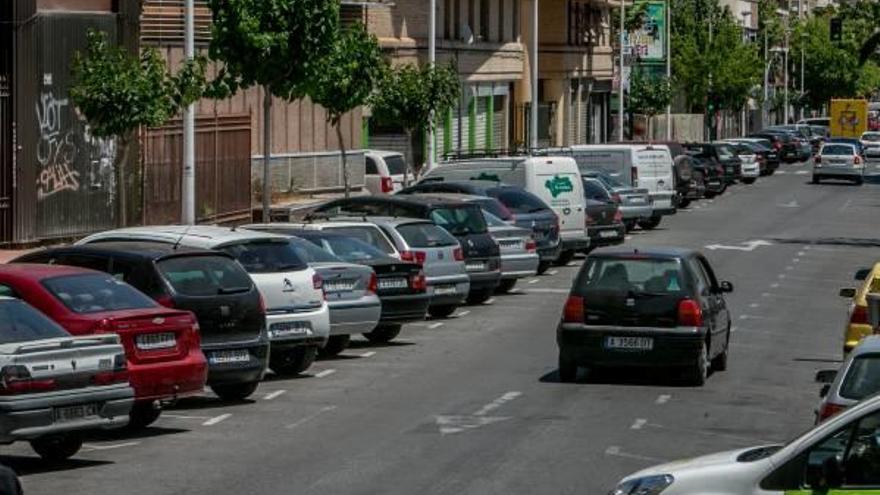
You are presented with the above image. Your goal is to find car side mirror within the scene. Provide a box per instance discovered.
[718,281,734,293]
[839,287,857,298]
[815,369,838,384]
[819,383,831,398]
[855,268,871,281]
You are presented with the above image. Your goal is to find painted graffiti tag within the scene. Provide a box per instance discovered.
[35,92,80,199]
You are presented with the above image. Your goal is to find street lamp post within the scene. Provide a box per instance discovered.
[530,0,539,150]
[427,0,436,169]
[800,36,805,121]
[665,0,671,140]
[182,0,195,225]
[618,0,626,141]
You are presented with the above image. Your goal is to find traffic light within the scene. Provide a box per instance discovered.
[830,17,842,42]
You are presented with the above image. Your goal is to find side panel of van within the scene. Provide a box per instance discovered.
[633,148,676,214]
[527,161,588,250]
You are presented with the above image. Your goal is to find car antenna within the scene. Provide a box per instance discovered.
[172,224,194,251]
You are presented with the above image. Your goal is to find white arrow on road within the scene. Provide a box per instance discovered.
[434,391,521,434]
[705,240,773,252]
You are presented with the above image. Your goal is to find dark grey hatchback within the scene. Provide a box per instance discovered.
[557,247,733,386]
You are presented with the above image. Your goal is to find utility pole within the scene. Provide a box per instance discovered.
[529,0,539,150]
[763,32,768,129]
[783,6,790,124]
[665,0,671,140]
[182,0,195,225]
[800,39,805,121]
[427,0,436,168]
[618,0,625,141]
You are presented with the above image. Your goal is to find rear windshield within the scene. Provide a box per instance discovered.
[715,144,736,159]
[220,240,308,274]
[490,189,550,214]
[583,180,610,201]
[822,145,854,156]
[157,255,253,297]
[0,299,70,344]
[473,198,513,221]
[864,133,880,142]
[839,354,880,401]
[287,236,341,263]
[430,206,488,236]
[304,235,390,263]
[43,273,157,314]
[482,210,508,227]
[384,155,408,175]
[579,257,688,294]
[396,223,458,248]
[324,226,396,254]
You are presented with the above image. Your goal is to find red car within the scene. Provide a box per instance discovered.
[0,264,208,428]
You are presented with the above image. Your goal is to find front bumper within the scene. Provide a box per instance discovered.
[0,384,134,443]
[266,304,331,347]
[203,338,270,387]
[586,224,626,248]
[328,296,382,336]
[378,292,432,323]
[557,323,705,367]
[683,183,706,200]
[427,274,470,306]
[129,352,208,402]
[500,252,540,279]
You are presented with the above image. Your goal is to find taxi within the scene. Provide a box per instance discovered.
[839,263,880,354]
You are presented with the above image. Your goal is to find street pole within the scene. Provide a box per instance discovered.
[800,44,805,121]
[529,0,539,151]
[427,0,436,168]
[182,0,195,225]
[784,48,789,124]
[618,0,625,141]
[763,33,768,128]
[665,0,671,140]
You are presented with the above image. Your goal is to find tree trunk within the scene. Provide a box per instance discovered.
[262,88,272,223]
[115,134,130,228]
[336,122,350,198]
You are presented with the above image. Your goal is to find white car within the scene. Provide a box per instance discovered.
[365,150,412,195]
[609,393,880,494]
[861,131,880,158]
[813,142,865,185]
[77,226,331,375]
[724,142,760,184]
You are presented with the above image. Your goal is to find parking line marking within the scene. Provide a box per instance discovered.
[315,369,336,378]
[730,326,738,333]
[203,413,232,426]
[473,391,522,416]
[655,394,671,404]
[605,446,664,462]
[549,270,558,275]
[528,279,540,284]
[162,413,211,420]
[785,266,794,270]
[429,322,444,329]
[264,390,286,401]
[630,418,647,430]
[792,258,800,263]
[778,274,787,279]
[285,406,337,430]
[526,288,569,294]
[359,351,376,358]
[749,303,760,308]
[770,283,780,288]
[795,170,809,175]
[457,310,471,317]
[484,297,496,305]
[797,251,806,256]
[82,441,140,451]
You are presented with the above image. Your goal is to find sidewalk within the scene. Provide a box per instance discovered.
[0,249,34,263]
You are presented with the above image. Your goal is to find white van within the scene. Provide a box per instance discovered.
[421,156,589,264]
[365,150,411,195]
[567,144,676,228]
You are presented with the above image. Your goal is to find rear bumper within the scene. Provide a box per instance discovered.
[557,324,705,367]
[684,184,706,199]
[500,252,540,279]
[266,304,331,346]
[586,224,626,248]
[537,240,562,261]
[0,384,134,443]
[619,204,653,219]
[705,178,725,192]
[202,339,270,387]
[378,292,431,323]
[741,165,760,178]
[427,275,470,306]
[561,235,590,251]
[468,269,502,293]
[865,147,880,157]
[328,297,382,336]
[129,352,208,402]
[813,166,864,179]
[649,194,676,215]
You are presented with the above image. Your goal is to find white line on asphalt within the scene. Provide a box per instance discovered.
[749,303,760,308]
[82,442,140,451]
[778,274,787,279]
[264,390,286,401]
[730,326,738,333]
[792,258,800,263]
[474,391,522,416]
[785,266,794,270]
[795,170,809,175]
[605,446,665,463]
[457,310,471,317]
[655,394,671,404]
[739,315,750,320]
[161,413,212,420]
[625,235,634,240]
[549,270,558,275]
[770,282,780,288]
[360,351,376,358]
[630,418,647,430]
[804,245,811,250]
[528,278,540,284]
[429,322,444,329]
[203,413,232,426]
[285,406,337,430]
[315,369,336,378]
[776,171,788,174]
[484,297,495,305]
[797,251,806,256]
[566,262,575,266]
[526,288,570,294]
[509,288,521,293]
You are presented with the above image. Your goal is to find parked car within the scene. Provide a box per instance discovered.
[581,178,626,248]
[750,131,798,162]
[0,264,207,426]
[612,140,703,209]
[0,297,134,460]
[684,143,742,185]
[292,230,430,341]
[813,142,865,185]
[690,156,726,198]
[15,243,270,401]
[724,138,780,175]
[861,131,880,158]
[726,142,760,184]
[75,226,329,377]
[398,180,561,271]
[799,116,830,127]
[481,210,539,293]
[309,195,502,303]
[365,150,411,195]
[608,393,880,495]
[766,125,813,160]
[557,247,732,385]
[579,170,653,231]
[0,465,22,495]
[814,336,880,424]
[838,263,880,354]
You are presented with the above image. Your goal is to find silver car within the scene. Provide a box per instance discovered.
[813,142,865,185]
[815,335,880,424]
[482,211,539,293]
[580,171,653,230]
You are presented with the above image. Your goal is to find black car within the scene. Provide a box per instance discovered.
[291,230,430,342]
[736,139,780,174]
[684,143,742,185]
[312,195,502,303]
[399,180,560,271]
[672,154,705,208]
[581,178,626,249]
[750,131,799,162]
[557,247,733,386]
[688,156,726,198]
[14,242,270,401]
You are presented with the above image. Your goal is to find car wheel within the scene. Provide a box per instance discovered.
[270,346,318,375]
[363,324,402,343]
[555,250,576,266]
[812,175,820,184]
[558,348,578,383]
[495,279,518,294]
[30,433,83,461]
[211,381,260,401]
[686,342,710,386]
[637,216,662,230]
[712,338,729,372]
[466,289,494,305]
[128,401,162,429]
[428,304,458,319]
[678,197,691,209]
[536,260,553,275]
[742,178,756,184]
[319,335,351,357]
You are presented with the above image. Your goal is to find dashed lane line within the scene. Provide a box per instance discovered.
[605,446,665,463]
[655,394,671,404]
[264,390,287,401]
[359,351,376,358]
[203,413,232,426]
[429,322,444,329]
[82,442,140,452]
[630,418,647,430]
[285,406,337,430]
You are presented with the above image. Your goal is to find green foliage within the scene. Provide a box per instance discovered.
[370,63,461,137]
[70,30,206,138]
[628,69,672,118]
[207,0,340,100]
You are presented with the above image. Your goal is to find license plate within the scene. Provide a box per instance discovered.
[599,230,619,239]
[378,277,408,290]
[628,197,646,204]
[466,262,486,272]
[54,403,99,423]
[324,280,356,293]
[136,332,176,350]
[209,349,251,364]
[270,321,311,338]
[434,285,458,295]
[605,336,653,350]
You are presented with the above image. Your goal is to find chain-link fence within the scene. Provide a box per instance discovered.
[252,150,366,195]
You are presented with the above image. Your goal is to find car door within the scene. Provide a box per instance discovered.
[696,256,730,354]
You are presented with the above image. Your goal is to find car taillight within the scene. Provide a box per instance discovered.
[851,305,868,325]
[814,155,822,164]
[400,250,427,265]
[562,296,584,323]
[453,247,464,261]
[187,313,201,349]
[818,402,846,422]
[312,273,323,291]
[611,193,622,204]
[409,271,427,292]
[380,176,394,193]
[525,238,537,253]
[585,214,596,226]
[854,155,862,165]
[367,273,378,294]
[0,365,57,395]
[631,167,639,187]
[258,293,267,314]
[156,295,175,308]
[774,141,782,150]
[91,318,114,333]
[92,353,130,386]
[678,299,703,326]
[613,209,623,223]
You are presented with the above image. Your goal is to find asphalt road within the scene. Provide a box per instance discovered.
[8,160,880,495]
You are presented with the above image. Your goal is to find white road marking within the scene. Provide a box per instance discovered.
[429,322,444,329]
[739,315,750,320]
[566,262,575,266]
[484,297,495,305]
[625,235,634,240]
[203,413,232,426]
[474,391,522,416]
[285,406,337,430]
[264,390,286,401]
[435,414,511,435]
[797,251,806,256]
[655,394,671,404]
[548,270,558,275]
[315,369,337,378]
[528,279,540,284]
[776,170,788,174]
[785,266,794,270]
[630,418,647,430]
[778,274,787,279]
[526,288,570,294]
[161,413,211,420]
[508,288,521,293]
[730,326,738,333]
[704,240,772,251]
[749,303,760,308]
[792,258,800,263]
[359,351,376,358]
[82,441,140,451]
[804,245,811,250]
[770,283,780,288]
[605,446,665,462]
[456,310,471,317]
[795,170,809,175]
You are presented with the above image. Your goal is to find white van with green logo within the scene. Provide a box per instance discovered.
[423,156,589,262]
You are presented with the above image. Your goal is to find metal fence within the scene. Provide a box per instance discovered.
[251,150,366,195]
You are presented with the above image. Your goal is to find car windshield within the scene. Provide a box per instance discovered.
[220,240,308,273]
[287,236,342,263]
[579,257,688,294]
[583,179,611,201]
[490,188,551,214]
[384,155,408,175]
[715,144,736,159]
[839,354,880,401]
[595,172,625,188]
[304,235,390,263]
[43,273,157,314]
[0,299,70,344]
[429,206,488,235]
[324,226,396,254]
[396,223,459,248]
[822,145,854,156]
[863,133,880,142]
[157,255,254,297]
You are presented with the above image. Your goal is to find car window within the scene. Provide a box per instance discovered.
[490,188,550,214]
[220,240,308,274]
[473,198,513,221]
[687,258,710,294]
[42,273,157,314]
[287,237,342,263]
[365,157,378,175]
[384,155,408,175]
[802,410,880,489]
[579,257,688,294]
[157,255,254,297]
[109,257,139,282]
[583,180,610,201]
[0,299,70,344]
[823,145,855,156]
[396,223,458,248]
[317,200,390,217]
[863,133,880,142]
[324,226,396,254]
[840,354,880,401]
[304,235,390,263]
[482,210,508,227]
[0,284,18,298]
[715,144,736,159]
[430,206,488,235]
[696,257,720,289]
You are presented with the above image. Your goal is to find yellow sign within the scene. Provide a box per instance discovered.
[830,99,868,138]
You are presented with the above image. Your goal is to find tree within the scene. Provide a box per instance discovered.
[70,30,206,226]
[370,63,460,180]
[309,26,385,198]
[207,0,339,221]
[628,69,672,138]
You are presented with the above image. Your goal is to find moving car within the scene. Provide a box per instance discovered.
[0,297,134,460]
[14,243,269,401]
[365,150,411,195]
[813,142,864,185]
[861,131,880,158]
[827,137,866,156]
[814,336,880,423]
[838,263,880,354]
[557,247,732,385]
[76,226,329,376]
[579,170,653,231]
[581,178,626,248]
[608,393,880,495]
[482,211,539,293]
[309,195,502,303]
[0,265,206,427]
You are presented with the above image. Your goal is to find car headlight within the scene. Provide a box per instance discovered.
[608,475,674,495]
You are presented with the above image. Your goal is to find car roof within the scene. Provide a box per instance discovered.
[0,263,102,280]
[355,195,472,208]
[588,246,698,258]
[410,192,490,202]
[333,216,436,227]
[78,225,288,248]
[27,241,219,261]
[852,335,880,355]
